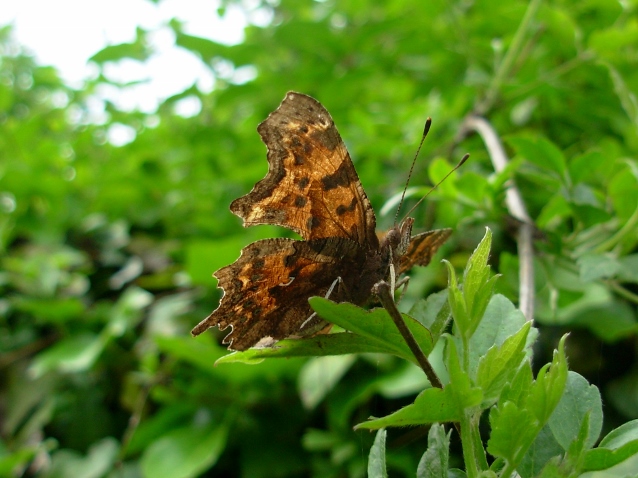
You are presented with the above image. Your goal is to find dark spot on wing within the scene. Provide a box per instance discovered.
[307,216,321,230]
[253,259,265,269]
[297,177,310,190]
[336,197,357,215]
[293,152,304,165]
[298,125,309,134]
[294,195,307,207]
[321,161,351,191]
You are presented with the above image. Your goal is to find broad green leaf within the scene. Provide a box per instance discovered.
[417,424,451,478]
[46,437,119,478]
[408,289,450,342]
[582,420,638,471]
[583,440,638,472]
[298,355,356,409]
[599,419,638,449]
[368,429,388,478]
[577,253,622,282]
[141,422,228,478]
[467,294,532,380]
[214,332,393,364]
[518,425,563,478]
[507,135,567,176]
[308,298,434,364]
[29,333,106,377]
[548,372,602,451]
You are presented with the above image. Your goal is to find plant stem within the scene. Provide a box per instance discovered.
[373,280,443,389]
[475,0,543,115]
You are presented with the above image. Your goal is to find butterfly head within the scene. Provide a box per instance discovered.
[383,217,415,259]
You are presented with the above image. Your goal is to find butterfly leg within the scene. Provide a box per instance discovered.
[300,276,350,330]
[394,276,410,304]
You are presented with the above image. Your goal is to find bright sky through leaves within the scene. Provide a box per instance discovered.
[0,0,249,113]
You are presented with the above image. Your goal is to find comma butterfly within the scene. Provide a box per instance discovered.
[192,92,451,350]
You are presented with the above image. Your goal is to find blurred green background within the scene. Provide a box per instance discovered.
[1,0,638,476]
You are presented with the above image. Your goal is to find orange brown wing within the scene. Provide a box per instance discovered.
[191,237,365,351]
[230,92,378,249]
[399,229,452,275]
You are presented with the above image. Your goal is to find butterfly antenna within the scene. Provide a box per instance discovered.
[400,153,469,222]
[394,118,432,226]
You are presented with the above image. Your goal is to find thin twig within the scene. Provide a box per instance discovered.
[475,0,543,115]
[462,116,535,323]
[373,281,443,389]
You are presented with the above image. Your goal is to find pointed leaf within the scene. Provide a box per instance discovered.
[477,322,531,405]
[368,429,388,478]
[417,424,451,478]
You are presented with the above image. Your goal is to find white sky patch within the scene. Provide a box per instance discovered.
[0,0,247,113]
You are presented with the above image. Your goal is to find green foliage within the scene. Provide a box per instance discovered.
[2,0,638,476]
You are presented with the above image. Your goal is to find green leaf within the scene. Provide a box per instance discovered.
[445,338,484,412]
[577,253,622,282]
[408,289,450,343]
[29,333,106,377]
[444,260,469,334]
[354,387,461,430]
[368,429,388,478]
[417,424,451,478]
[46,437,119,478]
[463,228,493,318]
[298,355,356,409]
[476,322,531,405]
[467,294,532,380]
[548,372,602,451]
[140,422,228,478]
[528,335,569,425]
[583,419,638,471]
[89,28,150,64]
[308,298,434,364]
[487,401,540,464]
[507,135,567,176]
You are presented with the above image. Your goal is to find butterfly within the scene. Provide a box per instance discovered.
[192,92,451,350]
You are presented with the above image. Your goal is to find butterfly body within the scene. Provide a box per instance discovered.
[192,92,451,350]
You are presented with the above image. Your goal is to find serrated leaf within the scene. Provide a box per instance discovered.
[477,322,531,405]
[467,294,531,380]
[500,361,534,408]
[528,335,569,425]
[487,401,540,463]
[445,338,484,411]
[463,228,493,314]
[444,260,470,334]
